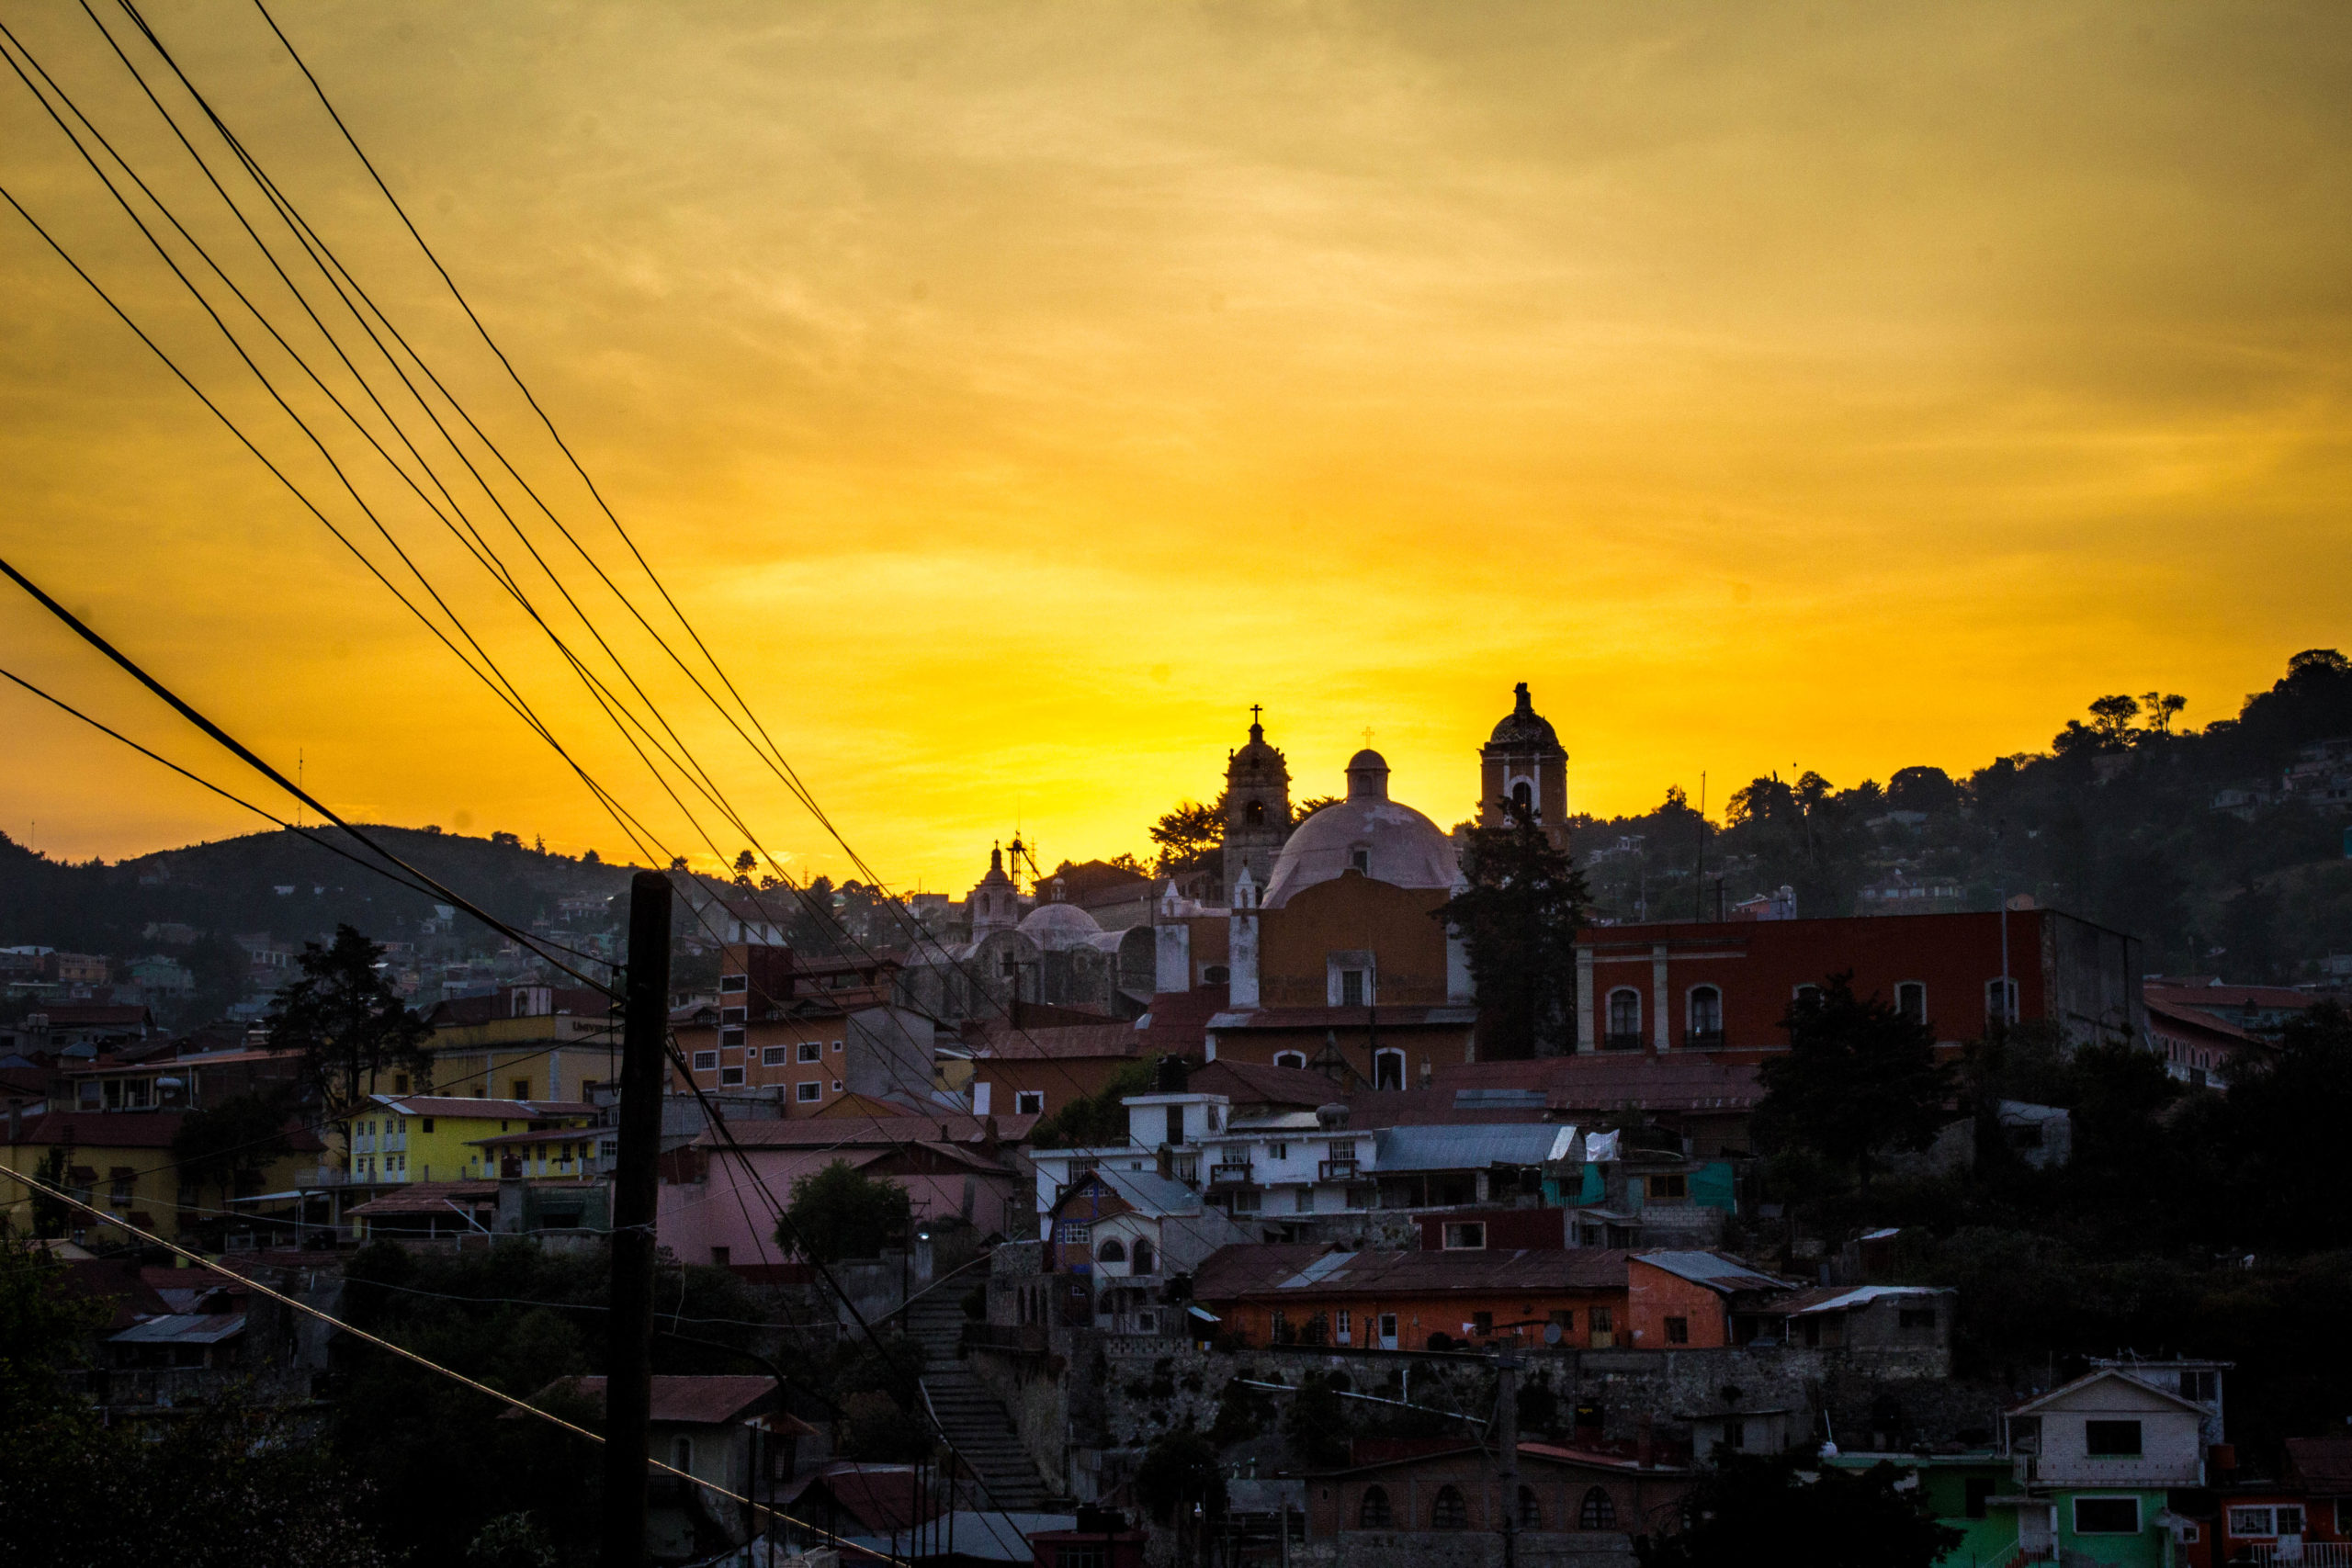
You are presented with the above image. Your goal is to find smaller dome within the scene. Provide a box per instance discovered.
[1488,681,1562,750]
[1017,901,1104,952]
[1345,750,1391,800]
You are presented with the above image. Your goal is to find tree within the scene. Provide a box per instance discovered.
[1755,973,1952,1186]
[1636,1453,1961,1568]
[1029,1061,1156,1149]
[2086,694,2142,746]
[2140,692,2187,735]
[1133,1429,1227,1525]
[1149,795,1227,878]
[1283,1371,1354,1468]
[1436,802,1590,1058]
[2222,1002,2352,1249]
[28,1144,73,1239]
[1293,794,1340,820]
[266,925,433,1142]
[731,849,756,886]
[171,1089,296,1211]
[779,1159,909,1265]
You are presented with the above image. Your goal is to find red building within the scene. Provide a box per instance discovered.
[1573,907,2143,1061]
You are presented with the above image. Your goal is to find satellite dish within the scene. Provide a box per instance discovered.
[1544,1322,1564,1347]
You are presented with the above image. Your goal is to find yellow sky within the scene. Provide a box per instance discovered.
[3,1,2349,893]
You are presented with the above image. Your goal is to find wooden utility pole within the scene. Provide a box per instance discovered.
[601,870,673,1568]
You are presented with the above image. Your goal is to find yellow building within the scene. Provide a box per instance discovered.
[370,986,623,1106]
[1,1109,324,1246]
[339,1094,599,1185]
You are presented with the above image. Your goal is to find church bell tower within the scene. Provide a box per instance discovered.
[1479,682,1569,850]
[1223,706,1292,905]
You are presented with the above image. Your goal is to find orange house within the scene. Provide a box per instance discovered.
[1625,1252,1794,1349]
[1193,1242,1630,1351]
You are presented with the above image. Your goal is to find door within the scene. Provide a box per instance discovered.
[1378,1314,1398,1350]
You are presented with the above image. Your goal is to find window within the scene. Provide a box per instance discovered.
[831,1081,842,1092]
[393,1074,411,1094]
[1985,976,2018,1026]
[1295,1188,1317,1213]
[2084,1420,2143,1457]
[1579,1487,1617,1529]
[798,1041,821,1063]
[1724,1418,1747,1450]
[2229,1506,2302,1537]
[1273,1051,1306,1069]
[1057,1547,1106,1568]
[1230,1189,1261,1213]
[1374,1049,1406,1091]
[1349,848,1370,874]
[2180,1370,2216,1403]
[1359,1487,1392,1528]
[1518,1486,1543,1529]
[1015,1090,1045,1115]
[1202,964,1229,984]
[421,1118,435,1134]
[1097,1239,1126,1265]
[711,1246,730,1267]
[1472,1311,1494,1336]
[1606,987,1643,1049]
[831,1040,844,1053]
[718,1026,745,1050]
[1894,981,1927,1024]
[719,974,748,995]
[1899,1306,1938,1330]
[673,1437,694,1476]
[1648,1173,1688,1200]
[763,1044,791,1066]
[1430,1486,1467,1529]
[1792,983,1823,1005]
[1132,1238,1155,1273]
[1337,1309,1351,1342]
[1166,1106,1185,1146]
[719,1066,747,1086]
[2073,1497,2140,1535]
[1550,1309,1575,1334]
[512,1079,531,1100]
[720,1007,746,1026]
[1964,1478,1995,1519]
[796,1081,822,1102]
[1340,969,1366,1006]
[1442,1222,1487,1250]
[1664,1315,1690,1345]
[1270,1143,1289,1159]
[1687,985,1724,1043]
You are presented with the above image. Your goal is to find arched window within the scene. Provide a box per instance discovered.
[1246,800,1265,826]
[1096,1238,1126,1267]
[1431,1485,1468,1529]
[1688,984,1723,1043]
[1131,1237,1155,1275]
[1606,988,1643,1049]
[1894,980,1927,1025]
[1203,964,1231,984]
[1273,1050,1306,1069]
[1359,1486,1392,1528]
[1578,1486,1616,1529]
[1518,1485,1543,1529]
[1511,780,1532,815]
[1374,1048,1407,1091]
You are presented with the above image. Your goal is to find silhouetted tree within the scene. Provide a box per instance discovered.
[1637,1453,1961,1568]
[1438,803,1589,1058]
[1756,973,1952,1186]
[779,1159,909,1265]
[1149,795,1227,878]
[170,1089,296,1212]
[266,926,432,1139]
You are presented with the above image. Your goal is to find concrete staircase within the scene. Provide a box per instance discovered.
[901,1267,1058,1513]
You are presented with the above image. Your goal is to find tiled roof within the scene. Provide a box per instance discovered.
[1209,1006,1478,1032]
[2145,983,2314,1010]
[707,1113,1034,1148]
[1187,1060,1337,1109]
[1129,985,1229,1055]
[2143,996,2265,1043]
[971,1023,1145,1059]
[780,1464,943,1532]
[6,1111,187,1148]
[2287,1438,2352,1494]
[1052,1166,1201,1218]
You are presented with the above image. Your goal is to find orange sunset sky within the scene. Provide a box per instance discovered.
[2,1,2348,893]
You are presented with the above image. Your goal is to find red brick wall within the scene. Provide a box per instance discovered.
[1209,1285,1625,1351]
[1261,877,1453,1009]
[1626,1258,1732,1348]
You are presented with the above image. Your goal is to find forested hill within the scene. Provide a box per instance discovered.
[0,825,638,957]
[1572,649,2352,980]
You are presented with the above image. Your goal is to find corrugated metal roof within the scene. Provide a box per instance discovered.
[1454,1088,1547,1110]
[1372,1123,1576,1172]
[1634,1251,1792,1293]
[110,1312,244,1345]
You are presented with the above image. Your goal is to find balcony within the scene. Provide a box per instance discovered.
[1318,1157,1359,1182]
[1602,1032,1645,1052]
[1684,1029,1725,1050]
[1208,1162,1255,1187]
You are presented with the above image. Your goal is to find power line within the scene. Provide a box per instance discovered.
[0,1165,913,1564]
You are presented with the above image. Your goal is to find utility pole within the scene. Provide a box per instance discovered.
[602,870,673,1568]
[1495,1347,1521,1568]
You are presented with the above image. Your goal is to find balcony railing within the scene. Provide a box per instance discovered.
[1209,1162,1255,1187]
[1602,1031,1645,1052]
[2255,1546,2352,1568]
[1684,1028,1725,1050]
[1318,1158,1359,1182]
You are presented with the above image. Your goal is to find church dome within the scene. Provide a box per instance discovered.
[1017,901,1104,952]
[1262,751,1458,908]
[1487,682,1561,750]
[1228,715,1289,780]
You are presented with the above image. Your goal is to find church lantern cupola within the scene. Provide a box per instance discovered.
[1222,705,1293,906]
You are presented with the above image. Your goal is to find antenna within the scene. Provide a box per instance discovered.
[1006,832,1042,894]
